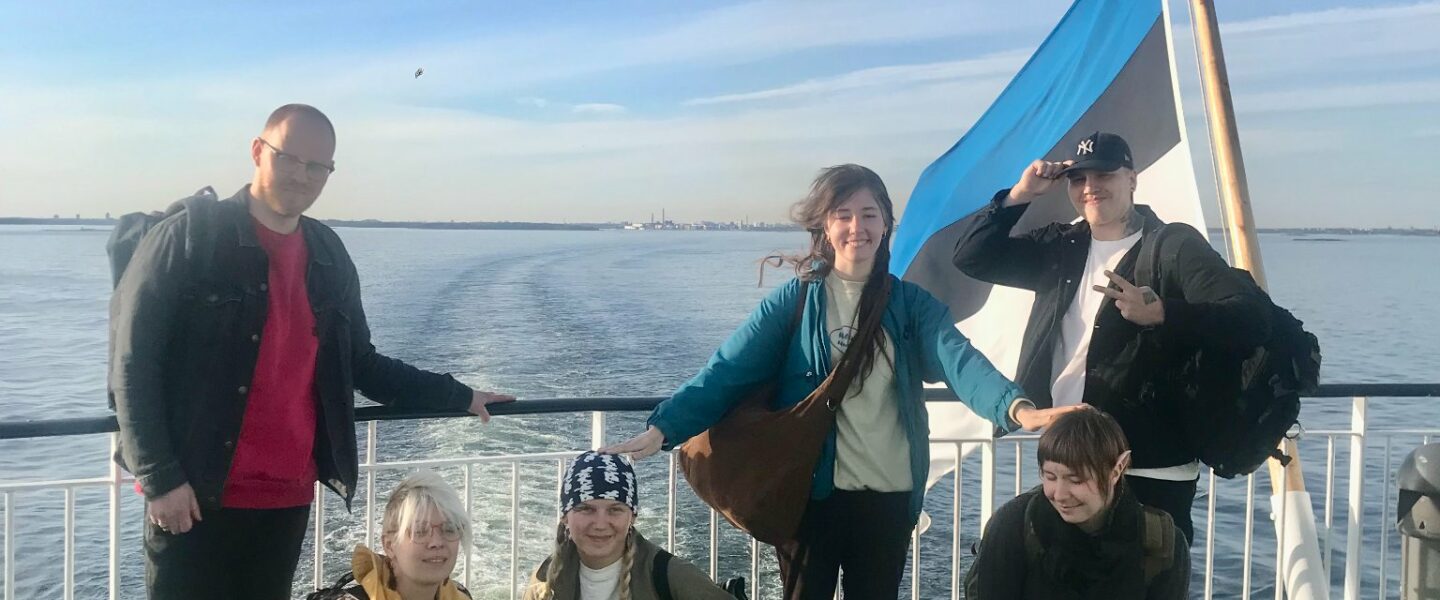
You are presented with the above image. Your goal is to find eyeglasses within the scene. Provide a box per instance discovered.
[403,521,463,543]
[258,138,335,178]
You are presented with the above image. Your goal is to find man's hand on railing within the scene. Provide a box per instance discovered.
[468,390,517,424]
[148,482,202,534]
[602,425,665,460]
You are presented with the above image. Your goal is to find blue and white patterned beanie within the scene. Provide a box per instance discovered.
[560,451,639,515]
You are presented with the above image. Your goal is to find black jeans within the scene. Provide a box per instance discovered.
[776,489,913,600]
[145,504,311,600]
[1126,475,1198,545]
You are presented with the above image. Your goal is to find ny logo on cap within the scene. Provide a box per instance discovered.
[1077,139,1095,155]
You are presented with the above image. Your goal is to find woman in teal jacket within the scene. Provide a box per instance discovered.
[607,164,1081,600]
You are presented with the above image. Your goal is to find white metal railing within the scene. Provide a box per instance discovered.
[0,394,1436,599]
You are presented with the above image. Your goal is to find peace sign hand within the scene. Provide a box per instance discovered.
[1092,270,1165,326]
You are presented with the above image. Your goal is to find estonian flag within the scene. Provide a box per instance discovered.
[892,0,1209,490]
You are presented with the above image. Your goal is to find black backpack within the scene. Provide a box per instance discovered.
[105,185,219,288]
[1134,223,1321,479]
[105,186,221,411]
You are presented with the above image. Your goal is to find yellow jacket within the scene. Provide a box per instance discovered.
[328,545,471,600]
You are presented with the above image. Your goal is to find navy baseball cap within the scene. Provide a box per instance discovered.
[1059,132,1134,175]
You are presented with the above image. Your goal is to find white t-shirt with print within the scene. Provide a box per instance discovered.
[825,273,912,492]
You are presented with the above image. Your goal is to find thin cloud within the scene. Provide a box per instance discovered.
[572,103,627,115]
[1237,80,1440,114]
[684,51,1028,107]
[1224,2,1440,35]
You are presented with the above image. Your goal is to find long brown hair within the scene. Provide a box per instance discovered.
[789,164,896,400]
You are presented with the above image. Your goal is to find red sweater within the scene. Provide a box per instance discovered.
[221,219,320,508]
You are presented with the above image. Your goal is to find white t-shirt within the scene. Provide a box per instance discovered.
[579,559,622,600]
[1049,230,1143,409]
[1049,230,1200,481]
[824,273,912,492]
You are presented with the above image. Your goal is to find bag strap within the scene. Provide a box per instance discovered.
[1132,224,1173,292]
[1022,493,1044,567]
[789,280,810,332]
[305,572,360,600]
[653,549,674,600]
[1141,508,1176,586]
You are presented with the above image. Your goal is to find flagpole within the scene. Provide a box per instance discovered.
[1189,0,1328,597]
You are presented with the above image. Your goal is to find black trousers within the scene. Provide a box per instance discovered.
[145,504,311,600]
[1126,475,1198,545]
[775,489,913,600]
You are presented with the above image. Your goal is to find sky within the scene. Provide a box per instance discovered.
[1,0,1436,228]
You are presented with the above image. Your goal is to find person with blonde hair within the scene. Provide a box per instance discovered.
[523,451,734,600]
[310,470,472,600]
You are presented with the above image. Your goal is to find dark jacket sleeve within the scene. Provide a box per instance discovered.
[967,493,1031,598]
[1157,229,1272,353]
[340,256,473,412]
[109,217,189,498]
[1147,526,1191,599]
[952,190,1053,291]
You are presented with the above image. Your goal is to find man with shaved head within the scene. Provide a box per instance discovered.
[110,104,515,598]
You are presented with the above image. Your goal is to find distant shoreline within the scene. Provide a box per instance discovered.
[0,217,800,232]
[0,217,1431,236]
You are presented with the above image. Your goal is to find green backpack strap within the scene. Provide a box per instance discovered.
[653,549,674,600]
[1023,492,1046,567]
[1140,507,1176,586]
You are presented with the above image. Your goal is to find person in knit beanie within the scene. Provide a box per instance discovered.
[523,451,734,600]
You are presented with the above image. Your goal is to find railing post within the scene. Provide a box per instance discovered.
[667,453,677,551]
[979,440,995,537]
[952,443,963,600]
[3,492,12,600]
[510,463,519,600]
[64,488,74,600]
[1344,396,1367,600]
[462,464,473,590]
[313,483,325,590]
[1242,473,1254,600]
[911,528,921,600]
[709,509,719,579]
[108,433,121,600]
[590,411,606,450]
[1204,471,1217,600]
[1323,435,1336,577]
[750,538,760,600]
[364,421,377,551]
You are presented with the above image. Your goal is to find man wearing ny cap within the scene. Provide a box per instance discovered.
[952,132,1271,543]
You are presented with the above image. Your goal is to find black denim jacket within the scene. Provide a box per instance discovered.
[109,186,472,509]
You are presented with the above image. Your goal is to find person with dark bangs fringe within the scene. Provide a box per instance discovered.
[964,408,1189,600]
